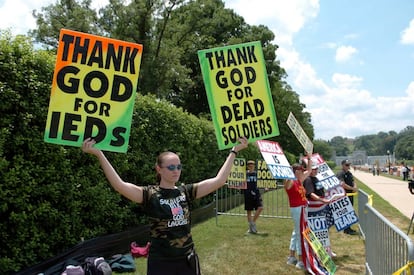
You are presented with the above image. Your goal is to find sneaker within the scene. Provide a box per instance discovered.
[295,261,305,270]
[328,251,337,258]
[247,226,255,234]
[344,228,358,235]
[286,256,298,265]
[251,222,258,233]
[248,222,257,234]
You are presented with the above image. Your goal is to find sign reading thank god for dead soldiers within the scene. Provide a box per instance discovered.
[198,41,279,150]
[44,29,143,153]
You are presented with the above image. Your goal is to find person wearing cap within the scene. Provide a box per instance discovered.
[303,161,334,258]
[336,159,358,235]
[303,164,330,204]
[243,160,263,234]
[283,154,312,270]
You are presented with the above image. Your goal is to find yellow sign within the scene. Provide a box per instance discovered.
[256,159,278,189]
[44,29,143,152]
[198,41,279,149]
[227,158,247,189]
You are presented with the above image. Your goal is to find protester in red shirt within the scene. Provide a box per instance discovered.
[283,155,312,270]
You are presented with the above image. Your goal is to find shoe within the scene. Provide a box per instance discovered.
[328,251,337,258]
[251,223,258,233]
[344,228,358,235]
[249,222,257,233]
[247,227,256,234]
[286,256,298,265]
[295,261,305,270]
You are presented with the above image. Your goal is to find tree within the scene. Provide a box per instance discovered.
[163,0,285,114]
[0,32,231,273]
[271,82,313,156]
[29,0,314,158]
[30,0,101,49]
[314,139,334,161]
[395,126,414,160]
[329,136,350,156]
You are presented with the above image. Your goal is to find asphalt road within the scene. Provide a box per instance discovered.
[352,169,414,219]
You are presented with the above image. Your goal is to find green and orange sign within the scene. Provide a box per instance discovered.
[44,29,143,152]
[198,41,279,150]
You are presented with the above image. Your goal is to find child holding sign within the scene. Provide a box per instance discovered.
[82,137,248,275]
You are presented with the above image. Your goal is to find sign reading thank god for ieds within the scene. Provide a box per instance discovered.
[198,41,279,150]
[44,29,143,153]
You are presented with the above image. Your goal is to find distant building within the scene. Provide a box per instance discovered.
[335,150,392,167]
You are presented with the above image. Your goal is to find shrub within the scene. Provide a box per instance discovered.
[0,32,226,273]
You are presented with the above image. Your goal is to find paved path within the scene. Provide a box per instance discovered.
[352,169,413,219]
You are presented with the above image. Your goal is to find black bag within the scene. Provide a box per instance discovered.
[83,257,112,275]
[186,249,201,275]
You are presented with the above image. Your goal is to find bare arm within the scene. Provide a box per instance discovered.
[299,153,313,183]
[309,192,330,204]
[284,179,293,190]
[342,181,358,192]
[196,137,248,198]
[82,138,143,203]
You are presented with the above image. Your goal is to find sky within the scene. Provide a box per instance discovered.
[1,0,414,141]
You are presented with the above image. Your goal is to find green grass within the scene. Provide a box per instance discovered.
[116,179,411,275]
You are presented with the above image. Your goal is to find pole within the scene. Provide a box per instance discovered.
[408,212,414,235]
[387,150,391,175]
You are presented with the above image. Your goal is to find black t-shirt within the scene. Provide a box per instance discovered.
[142,184,197,259]
[303,176,325,199]
[244,171,259,198]
[336,170,354,193]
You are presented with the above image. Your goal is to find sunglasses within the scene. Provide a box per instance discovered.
[163,164,182,171]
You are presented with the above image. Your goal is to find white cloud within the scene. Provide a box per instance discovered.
[0,0,44,34]
[401,19,414,45]
[225,0,319,46]
[335,45,358,63]
[332,73,363,89]
[227,1,410,140]
[2,0,413,141]
[406,81,414,97]
[0,0,108,35]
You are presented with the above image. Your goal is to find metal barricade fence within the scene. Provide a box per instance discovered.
[358,189,372,240]
[364,204,414,275]
[215,183,290,221]
[215,185,414,274]
[358,189,414,275]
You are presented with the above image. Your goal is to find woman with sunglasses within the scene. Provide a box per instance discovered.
[283,154,312,270]
[82,137,248,275]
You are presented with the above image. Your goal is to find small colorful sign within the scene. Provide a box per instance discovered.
[303,227,337,274]
[227,158,247,189]
[256,159,278,189]
[257,140,295,180]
